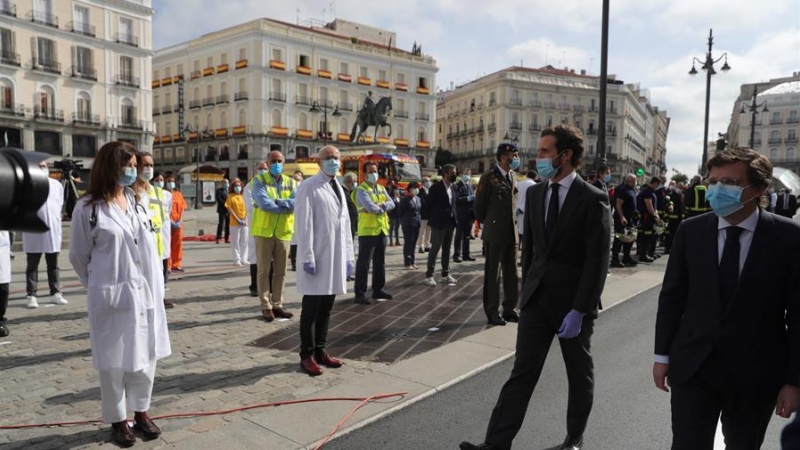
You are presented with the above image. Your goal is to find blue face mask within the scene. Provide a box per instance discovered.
[166,181,176,190]
[153,181,164,189]
[509,157,521,171]
[234,185,242,193]
[461,174,471,183]
[706,183,750,218]
[270,162,283,176]
[118,167,137,187]
[604,174,611,183]
[322,159,341,177]
[536,152,566,179]
[367,172,379,185]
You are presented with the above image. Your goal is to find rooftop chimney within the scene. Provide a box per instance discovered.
[580,69,586,75]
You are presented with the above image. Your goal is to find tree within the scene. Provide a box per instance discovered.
[434,148,454,167]
[671,171,688,185]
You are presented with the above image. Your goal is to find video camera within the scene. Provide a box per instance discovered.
[53,158,84,177]
[0,147,51,232]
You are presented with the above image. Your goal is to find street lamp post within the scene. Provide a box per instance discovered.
[739,85,768,148]
[309,101,341,146]
[504,131,521,166]
[183,125,205,209]
[689,28,731,175]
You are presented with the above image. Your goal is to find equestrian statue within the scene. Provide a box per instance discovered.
[350,91,393,144]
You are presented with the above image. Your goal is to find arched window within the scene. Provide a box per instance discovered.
[76,91,91,119]
[271,109,282,127]
[206,113,213,130]
[37,85,56,115]
[0,78,14,108]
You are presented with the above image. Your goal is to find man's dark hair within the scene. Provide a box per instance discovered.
[364,162,378,172]
[526,170,538,180]
[649,176,662,185]
[705,147,773,188]
[596,166,610,176]
[540,124,584,168]
[587,173,597,181]
[496,142,518,162]
[442,164,456,175]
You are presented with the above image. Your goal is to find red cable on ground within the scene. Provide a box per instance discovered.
[0,392,408,449]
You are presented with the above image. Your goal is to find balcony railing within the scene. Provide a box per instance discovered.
[510,122,523,131]
[119,118,141,130]
[489,99,497,107]
[558,104,570,111]
[416,112,430,121]
[189,100,202,109]
[607,128,617,136]
[269,92,286,102]
[202,97,215,107]
[115,74,140,88]
[587,128,597,135]
[0,103,25,117]
[71,112,101,126]
[234,91,248,101]
[0,50,20,66]
[529,123,542,132]
[395,110,409,118]
[152,107,160,116]
[768,137,783,144]
[114,33,138,47]
[529,100,542,107]
[338,102,353,111]
[27,10,58,28]
[488,123,497,133]
[161,105,172,114]
[173,104,182,112]
[786,136,798,144]
[588,105,600,112]
[508,98,523,106]
[33,106,64,121]
[295,95,312,106]
[573,105,586,112]
[30,59,61,75]
[787,117,799,124]
[771,118,783,125]
[70,66,97,81]
[0,2,16,17]
[544,102,556,109]
[68,21,95,37]
[215,95,229,104]
[607,107,619,115]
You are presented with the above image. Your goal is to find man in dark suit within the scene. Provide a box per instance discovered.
[654,148,800,450]
[422,164,458,286]
[215,178,230,243]
[474,143,521,326]
[776,189,799,218]
[453,168,476,262]
[461,124,611,450]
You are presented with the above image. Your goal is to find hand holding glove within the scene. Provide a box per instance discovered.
[557,309,584,339]
[346,260,355,278]
[468,194,475,202]
[303,262,316,275]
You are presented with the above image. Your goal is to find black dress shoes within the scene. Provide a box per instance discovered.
[487,315,507,326]
[372,290,393,299]
[111,421,136,447]
[464,256,477,261]
[354,295,371,305]
[459,442,499,450]
[502,311,520,322]
[560,434,583,450]
[622,258,638,267]
[610,260,624,268]
[639,255,655,263]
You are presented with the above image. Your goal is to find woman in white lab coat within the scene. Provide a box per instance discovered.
[295,146,354,376]
[69,141,171,447]
[0,230,10,337]
[244,162,267,297]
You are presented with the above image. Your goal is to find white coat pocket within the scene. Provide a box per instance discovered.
[89,282,138,314]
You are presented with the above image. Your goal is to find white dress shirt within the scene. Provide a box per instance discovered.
[544,170,578,219]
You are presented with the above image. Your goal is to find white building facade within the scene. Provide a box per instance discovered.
[151,18,438,181]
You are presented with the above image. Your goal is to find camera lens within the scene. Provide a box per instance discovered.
[0,147,50,232]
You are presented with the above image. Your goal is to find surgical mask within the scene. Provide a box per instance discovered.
[423,181,431,189]
[509,157,521,171]
[706,183,750,218]
[536,152,565,179]
[234,185,242,194]
[153,181,164,189]
[322,159,341,177]
[140,167,154,182]
[166,181,176,190]
[461,175,470,183]
[118,167,137,187]
[604,174,611,183]
[367,172,379,185]
[449,174,457,183]
[270,162,283,176]
[410,188,419,196]
[224,182,230,189]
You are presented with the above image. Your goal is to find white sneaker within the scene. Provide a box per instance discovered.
[423,277,437,286]
[440,275,457,284]
[53,293,68,305]
[26,295,38,308]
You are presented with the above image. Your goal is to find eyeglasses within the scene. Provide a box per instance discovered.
[705,178,745,187]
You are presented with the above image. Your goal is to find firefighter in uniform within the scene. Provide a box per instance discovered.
[651,183,667,257]
[636,177,661,263]
[684,175,710,218]
[664,182,685,254]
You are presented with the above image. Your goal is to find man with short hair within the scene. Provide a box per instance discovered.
[515,170,537,240]
[342,172,359,240]
[776,188,798,218]
[684,175,710,217]
[252,151,297,322]
[636,176,662,263]
[422,164,458,286]
[654,148,800,449]
[215,178,230,244]
[453,167,476,263]
[353,162,395,304]
[593,166,611,192]
[611,174,639,267]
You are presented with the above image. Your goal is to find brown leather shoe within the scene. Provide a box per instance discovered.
[300,356,323,376]
[315,352,343,368]
[111,421,136,447]
[133,411,161,440]
[163,300,175,309]
[262,309,275,322]
[272,307,294,319]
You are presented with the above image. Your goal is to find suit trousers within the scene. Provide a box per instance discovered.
[355,234,387,296]
[299,294,336,359]
[98,310,157,423]
[0,282,8,322]
[670,350,776,450]
[25,252,60,296]
[482,241,518,317]
[426,226,454,278]
[216,211,230,240]
[453,218,473,258]
[419,220,432,249]
[162,259,169,286]
[485,300,595,448]
[255,236,289,310]
[401,223,420,266]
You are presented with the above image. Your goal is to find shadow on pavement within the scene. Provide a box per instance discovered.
[3,428,109,450]
[0,348,92,370]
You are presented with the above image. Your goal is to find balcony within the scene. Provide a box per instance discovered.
[544,102,556,109]
[416,112,430,121]
[588,105,600,113]
[752,139,762,146]
[771,118,783,125]
[115,74,140,88]
[558,104,571,111]
[607,128,617,136]
[0,2,15,17]
[786,136,798,144]
[235,59,248,70]
[202,97,215,107]
[297,65,311,76]
[607,107,619,115]
[509,98,523,107]
[269,92,286,102]
[295,96,312,106]
[70,66,97,81]
[587,128,597,135]
[68,21,95,37]
[188,100,202,109]
[30,58,61,75]
[190,70,201,80]
[114,33,138,47]
[0,103,25,118]
[338,102,353,112]
[161,105,172,114]
[33,106,64,121]
[71,112,101,126]
[529,100,542,108]
[787,117,799,124]
[173,104,182,112]
[395,110,409,118]
[202,67,214,77]
[488,123,497,133]
[27,10,58,28]
[234,91,248,101]
[573,105,586,112]
[768,137,783,144]
[510,122,523,131]
[152,106,160,116]
[529,123,542,132]
[489,99,497,107]
[119,118,141,130]
[215,94,229,104]
[0,50,20,67]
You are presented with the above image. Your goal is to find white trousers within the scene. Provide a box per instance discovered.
[98,310,157,423]
[230,225,249,264]
[420,220,432,249]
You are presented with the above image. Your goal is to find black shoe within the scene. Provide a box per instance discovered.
[487,315,507,326]
[622,258,638,267]
[560,434,583,450]
[464,256,476,261]
[372,290,393,300]
[424,247,430,253]
[502,311,520,322]
[610,260,624,268]
[418,248,425,254]
[249,288,259,297]
[0,323,8,337]
[453,256,463,263]
[663,249,671,255]
[354,295,371,305]
[639,255,655,263]
[459,441,499,450]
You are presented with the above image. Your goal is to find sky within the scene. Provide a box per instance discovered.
[151,0,800,178]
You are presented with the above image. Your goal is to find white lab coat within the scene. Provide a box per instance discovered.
[22,178,64,254]
[244,179,257,264]
[515,178,536,235]
[295,173,354,295]
[69,189,171,372]
[161,189,173,260]
[0,231,10,284]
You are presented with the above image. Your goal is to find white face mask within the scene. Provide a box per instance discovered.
[140,167,154,182]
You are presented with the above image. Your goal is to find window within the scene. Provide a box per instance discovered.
[206,85,213,98]
[153,94,159,108]
[177,64,183,77]
[0,28,14,57]
[38,85,54,113]
[238,109,246,127]
[319,58,328,71]
[121,99,135,125]
[238,47,246,61]
[339,62,349,75]
[790,111,798,121]
[418,77,427,89]
[119,17,133,41]
[546,115,553,127]
[74,5,90,33]
[789,129,797,140]
[37,37,55,65]
[74,46,92,74]
[299,54,309,67]
[0,78,12,108]
[773,112,781,122]
[378,69,386,81]
[788,148,796,160]
[271,109,282,127]
[238,77,245,92]
[359,66,368,78]
[206,56,213,67]
[770,148,779,160]
[220,111,227,128]
[271,48,282,62]
[153,69,159,80]
[221,53,227,65]
[193,60,200,71]
[220,81,227,96]
[319,86,328,102]
[397,72,405,84]
[339,89,349,105]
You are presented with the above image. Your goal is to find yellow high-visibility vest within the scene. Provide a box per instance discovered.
[147,185,165,257]
[250,173,296,240]
[354,182,389,236]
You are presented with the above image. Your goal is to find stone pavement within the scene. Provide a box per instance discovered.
[0,208,667,449]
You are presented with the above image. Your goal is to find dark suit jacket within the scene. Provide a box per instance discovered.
[655,211,800,390]
[343,186,358,233]
[397,195,422,228]
[423,181,457,229]
[520,175,611,319]
[453,180,475,223]
[475,167,517,245]
[215,187,228,214]
[776,193,798,218]
[419,188,430,220]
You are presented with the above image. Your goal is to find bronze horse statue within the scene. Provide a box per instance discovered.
[350,96,392,143]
